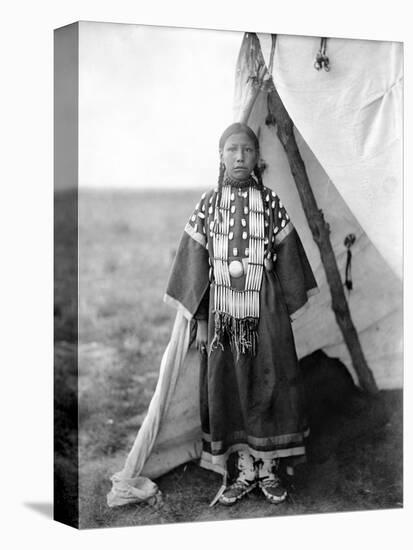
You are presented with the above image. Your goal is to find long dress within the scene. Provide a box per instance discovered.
[164,179,318,476]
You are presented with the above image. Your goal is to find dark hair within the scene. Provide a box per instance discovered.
[218,122,260,152]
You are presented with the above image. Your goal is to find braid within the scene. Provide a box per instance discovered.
[254,164,266,218]
[217,161,225,195]
[215,161,226,225]
[253,165,263,189]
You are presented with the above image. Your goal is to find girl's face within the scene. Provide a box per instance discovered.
[220,132,259,181]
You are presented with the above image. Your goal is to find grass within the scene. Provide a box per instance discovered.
[54,188,403,530]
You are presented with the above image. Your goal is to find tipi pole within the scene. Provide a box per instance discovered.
[266,85,378,394]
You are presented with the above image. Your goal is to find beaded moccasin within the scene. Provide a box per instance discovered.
[258,475,287,504]
[218,478,257,506]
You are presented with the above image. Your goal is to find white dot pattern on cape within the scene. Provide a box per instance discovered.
[186,188,293,262]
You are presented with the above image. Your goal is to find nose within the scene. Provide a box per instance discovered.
[235,148,245,163]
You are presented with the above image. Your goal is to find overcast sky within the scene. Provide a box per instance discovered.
[78,22,247,189]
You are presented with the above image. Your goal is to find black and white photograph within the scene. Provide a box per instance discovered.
[53,20,404,530]
[2,0,412,547]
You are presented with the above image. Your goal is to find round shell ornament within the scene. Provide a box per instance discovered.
[229,260,244,278]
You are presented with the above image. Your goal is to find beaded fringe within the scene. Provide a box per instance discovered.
[211,184,265,356]
[211,311,259,357]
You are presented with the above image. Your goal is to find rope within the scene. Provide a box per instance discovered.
[314,37,330,71]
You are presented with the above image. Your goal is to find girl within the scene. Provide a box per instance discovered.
[165,122,318,505]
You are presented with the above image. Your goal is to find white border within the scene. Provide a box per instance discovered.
[1,1,410,549]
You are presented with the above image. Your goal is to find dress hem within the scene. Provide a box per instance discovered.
[200,442,307,471]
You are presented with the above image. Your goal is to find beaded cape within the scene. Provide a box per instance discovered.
[165,179,318,356]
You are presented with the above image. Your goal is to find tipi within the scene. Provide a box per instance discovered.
[107,32,403,507]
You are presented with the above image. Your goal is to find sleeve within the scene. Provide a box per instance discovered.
[193,289,210,321]
[164,192,211,320]
[272,196,319,320]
